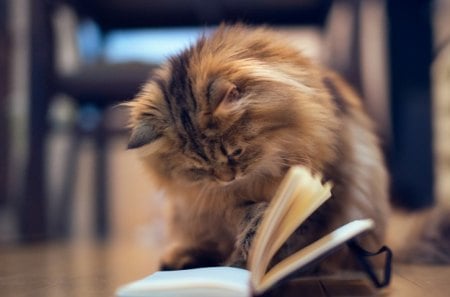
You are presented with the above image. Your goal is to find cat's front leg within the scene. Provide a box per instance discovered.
[160,241,227,270]
[227,202,268,268]
[159,199,234,270]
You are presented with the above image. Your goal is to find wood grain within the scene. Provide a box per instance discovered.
[0,243,449,297]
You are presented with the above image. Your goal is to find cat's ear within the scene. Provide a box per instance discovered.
[209,79,242,116]
[127,121,163,149]
[125,87,169,150]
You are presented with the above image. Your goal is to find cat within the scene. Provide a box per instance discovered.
[124,24,391,272]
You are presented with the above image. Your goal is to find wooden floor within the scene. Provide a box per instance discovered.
[0,242,449,297]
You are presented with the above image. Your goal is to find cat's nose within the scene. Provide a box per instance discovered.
[213,168,235,183]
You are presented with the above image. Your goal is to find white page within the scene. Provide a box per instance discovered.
[116,267,251,297]
[249,167,332,284]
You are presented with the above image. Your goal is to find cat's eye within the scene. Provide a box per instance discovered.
[231,148,243,157]
[187,168,209,180]
[189,168,208,175]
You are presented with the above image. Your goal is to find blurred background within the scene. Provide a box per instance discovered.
[0,0,449,246]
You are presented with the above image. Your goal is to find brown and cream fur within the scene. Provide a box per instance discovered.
[125,25,390,271]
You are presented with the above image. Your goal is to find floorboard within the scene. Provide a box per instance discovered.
[0,243,449,297]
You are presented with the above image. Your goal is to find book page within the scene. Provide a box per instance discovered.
[116,267,251,297]
[247,168,305,278]
[254,219,375,294]
[248,166,332,287]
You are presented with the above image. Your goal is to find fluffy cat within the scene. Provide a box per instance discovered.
[125,25,390,272]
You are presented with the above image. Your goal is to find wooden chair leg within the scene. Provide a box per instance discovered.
[387,0,434,209]
[94,120,109,240]
[20,0,54,242]
[54,126,82,239]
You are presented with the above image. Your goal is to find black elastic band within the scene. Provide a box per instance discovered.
[347,240,393,288]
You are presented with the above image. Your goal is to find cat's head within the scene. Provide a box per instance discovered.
[126,25,338,188]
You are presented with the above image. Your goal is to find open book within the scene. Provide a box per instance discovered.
[117,166,391,297]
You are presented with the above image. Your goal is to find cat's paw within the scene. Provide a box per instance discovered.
[226,202,269,268]
[159,244,224,270]
[226,248,247,268]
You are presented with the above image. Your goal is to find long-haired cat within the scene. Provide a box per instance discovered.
[125,24,392,272]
